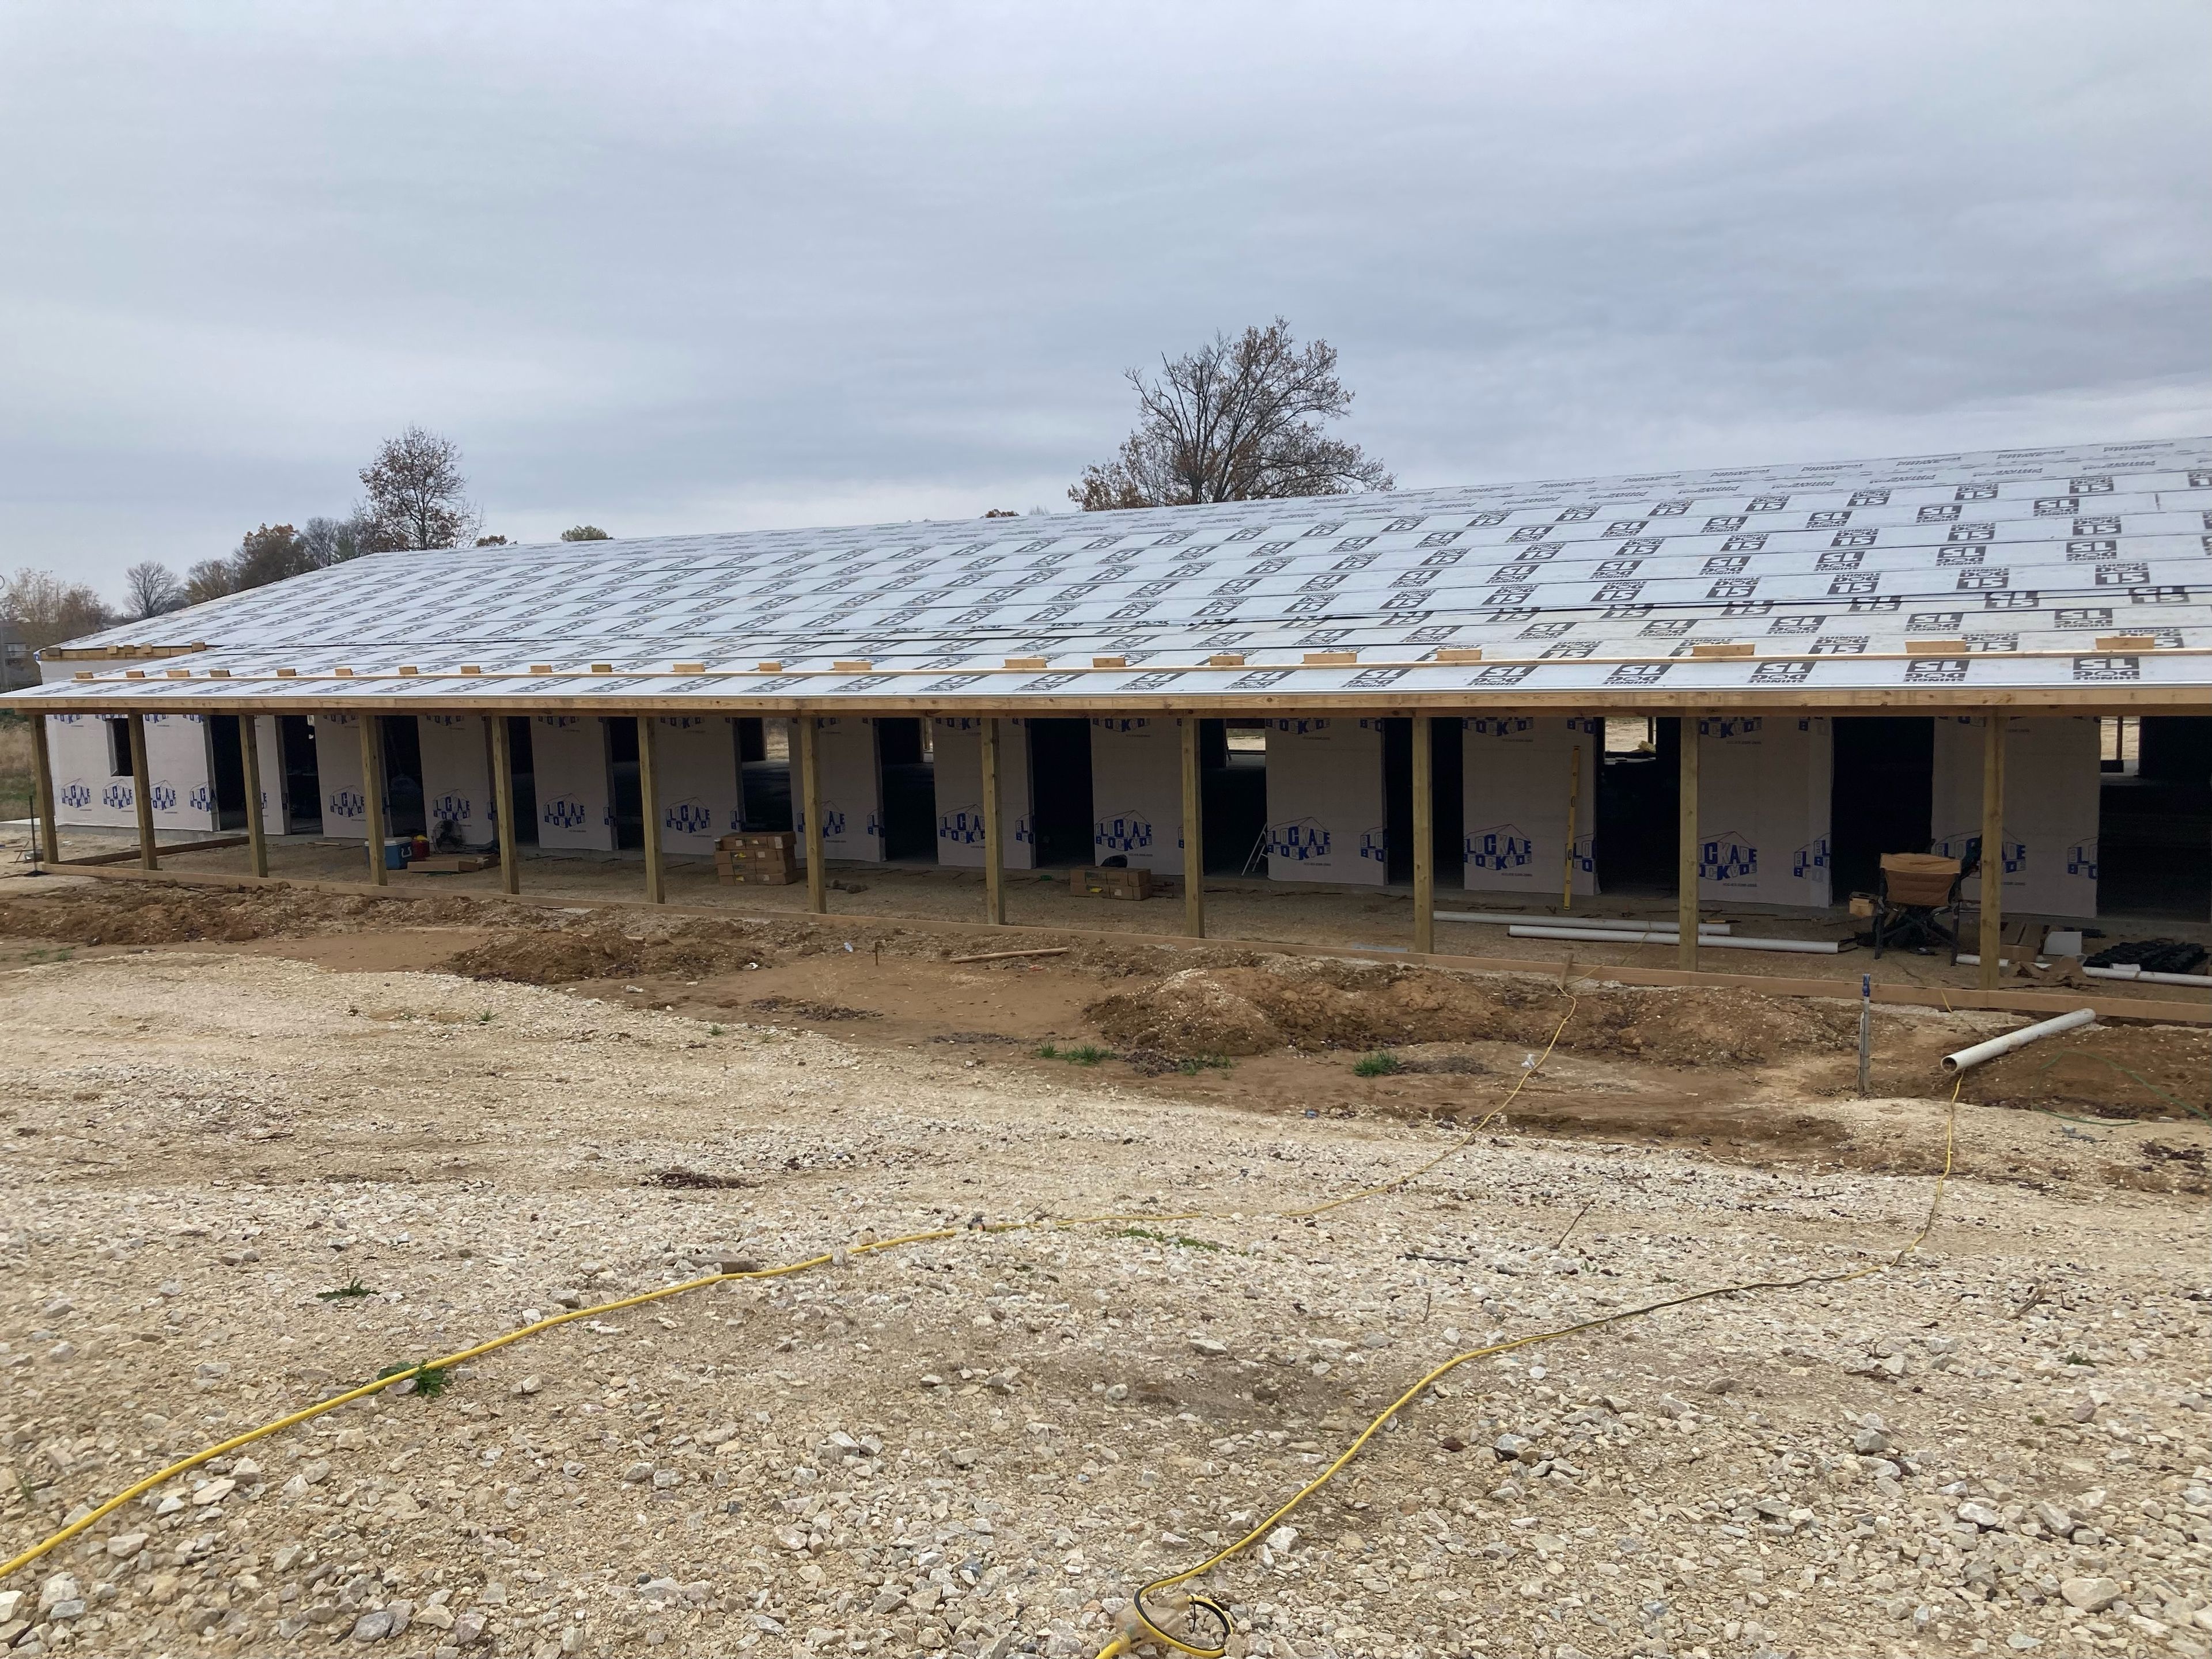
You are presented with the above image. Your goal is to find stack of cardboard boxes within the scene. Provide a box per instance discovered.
[1071,865,1153,901]
[715,830,798,885]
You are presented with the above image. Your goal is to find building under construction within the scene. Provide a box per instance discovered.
[10,436,2209,987]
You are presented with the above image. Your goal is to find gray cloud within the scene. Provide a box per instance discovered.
[2,1,2205,598]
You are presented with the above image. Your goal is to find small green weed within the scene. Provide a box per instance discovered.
[376,1361,449,1400]
[709,1024,725,1037]
[1353,1051,1403,1078]
[1113,1226,1224,1252]
[2062,1353,2092,1366]
[476,1011,495,1024]
[1037,1043,1113,1066]
[316,1278,374,1301]
[1176,1054,1234,1075]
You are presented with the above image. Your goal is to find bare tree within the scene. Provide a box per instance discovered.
[559,524,611,541]
[184,558,238,606]
[301,510,377,568]
[1070,318,1393,510]
[1,567,113,649]
[359,426,480,550]
[123,560,187,620]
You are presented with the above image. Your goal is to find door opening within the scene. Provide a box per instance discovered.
[1025,718,1094,866]
[877,717,937,861]
[1828,717,1934,902]
[378,715,426,838]
[207,715,249,831]
[606,718,643,850]
[503,716,539,846]
[279,717,321,833]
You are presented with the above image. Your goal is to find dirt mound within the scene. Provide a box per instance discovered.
[1961,1022,2211,1121]
[1088,961,1864,1067]
[445,920,785,986]
[0,882,534,946]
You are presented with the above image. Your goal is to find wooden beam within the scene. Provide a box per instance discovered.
[1978,711,2006,991]
[1411,716,1434,956]
[800,715,827,915]
[28,710,59,868]
[490,715,520,896]
[126,711,158,871]
[980,716,1005,926]
[1677,714,1699,971]
[637,714,665,904]
[361,715,389,887]
[1181,715,1205,938]
[238,715,269,877]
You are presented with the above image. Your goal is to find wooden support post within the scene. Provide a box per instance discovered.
[490,715,520,896]
[800,714,827,915]
[980,717,1005,926]
[361,715,389,887]
[637,714,665,904]
[1978,711,2006,990]
[1677,714,1699,971]
[1411,716,1434,956]
[239,716,269,878]
[126,711,158,871]
[29,713,59,868]
[1181,715,1205,938]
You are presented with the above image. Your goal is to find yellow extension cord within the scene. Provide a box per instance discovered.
[2,1001,1960,1659]
[1098,1074,1962,1658]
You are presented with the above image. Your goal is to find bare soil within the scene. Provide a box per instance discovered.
[1,876,2209,1658]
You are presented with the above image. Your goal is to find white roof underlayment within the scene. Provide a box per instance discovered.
[13,436,2212,712]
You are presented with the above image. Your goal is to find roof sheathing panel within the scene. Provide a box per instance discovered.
[14,437,2210,714]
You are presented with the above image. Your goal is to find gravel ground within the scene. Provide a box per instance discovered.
[1,951,2209,1659]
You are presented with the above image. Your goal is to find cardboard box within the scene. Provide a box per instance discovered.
[717,831,796,851]
[718,863,797,885]
[1072,865,1153,901]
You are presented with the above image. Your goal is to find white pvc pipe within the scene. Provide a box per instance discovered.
[1941,1007,2096,1073]
[2084,965,2212,988]
[1506,925,1842,955]
[1434,911,1731,935]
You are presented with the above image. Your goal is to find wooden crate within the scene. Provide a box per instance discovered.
[1071,865,1153,901]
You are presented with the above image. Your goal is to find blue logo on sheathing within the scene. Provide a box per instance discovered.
[150,782,176,812]
[1268,818,1330,860]
[1570,833,1596,874]
[801,807,849,839]
[541,794,589,830]
[1357,825,1388,862]
[939,806,987,847]
[663,798,714,835]
[431,793,474,823]
[1091,717,1153,735]
[2066,840,2097,878]
[1937,830,2027,875]
[1466,824,1533,872]
[190,784,213,813]
[1700,832,1758,882]
[1700,716,1764,740]
[329,788,365,819]
[103,783,134,810]
[60,781,91,808]
[1792,836,1830,878]
[1465,717,1535,740]
[1096,812,1153,853]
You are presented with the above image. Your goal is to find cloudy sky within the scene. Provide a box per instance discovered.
[3,1,2207,599]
